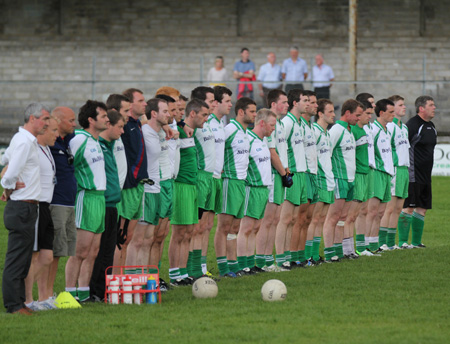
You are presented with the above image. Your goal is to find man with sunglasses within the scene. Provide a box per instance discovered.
[48,106,77,300]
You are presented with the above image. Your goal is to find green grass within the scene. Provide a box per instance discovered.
[1,177,450,343]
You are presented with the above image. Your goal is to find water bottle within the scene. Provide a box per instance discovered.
[123,276,133,304]
[108,277,120,304]
[133,285,142,305]
[146,277,157,304]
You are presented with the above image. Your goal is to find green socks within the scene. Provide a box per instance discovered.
[228,260,240,273]
[312,236,321,261]
[356,234,366,253]
[305,240,313,260]
[411,211,425,246]
[237,256,247,270]
[379,227,388,247]
[265,254,275,267]
[77,287,90,302]
[324,246,335,261]
[246,255,255,269]
[169,267,181,282]
[298,249,306,263]
[387,228,396,248]
[275,253,284,267]
[398,211,412,246]
[333,243,343,259]
[192,249,203,278]
[255,254,266,268]
[217,256,229,276]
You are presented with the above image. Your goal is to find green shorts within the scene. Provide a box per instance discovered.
[197,170,214,211]
[306,172,319,203]
[391,166,409,199]
[353,173,370,202]
[221,178,246,219]
[372,170,392,203]
[368,168,374,198]
[334,178,354,201]
[75,189,105,234]
[243,185,269,220]
[117,184,144,220]
[317,188,335,204]
[141,192,160,226]
[212,177,223,214]
[159,179,173,219]
[284,172,308,206]
[172,182,198,225]
[268,173,285,205]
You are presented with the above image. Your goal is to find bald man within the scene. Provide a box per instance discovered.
[47,106,77,300]
[312,55,335,100]
[257,52,282,107]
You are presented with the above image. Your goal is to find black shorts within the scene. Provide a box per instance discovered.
[403,182,432,209]
[36,202,55,251]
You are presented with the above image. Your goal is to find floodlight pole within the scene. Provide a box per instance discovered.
[349,0,357,96]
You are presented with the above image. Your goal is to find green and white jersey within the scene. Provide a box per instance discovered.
[387,118,410,167]
[142,124,161,193]
[364,123,376,169]
[194,120,216,173]
[159,130,171,181]
[70,129,106,191]
[175,125,197,185]
[351,124,369,174]
[313,123,335,191]
[208,114,226,178]
[300,116,318,174]
[267,119,288,172]
[372,120,394,176]
[329,120,356,182]
[223,119,250,180]
[168,119,180,179]
[246,130,272,187]
[281,112,306,173]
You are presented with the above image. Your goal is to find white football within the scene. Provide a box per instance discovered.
[192,277,218,299]
[261,279,287,302]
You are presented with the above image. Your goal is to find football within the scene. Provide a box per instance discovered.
[192,277,218,298]
[261,279,287,302]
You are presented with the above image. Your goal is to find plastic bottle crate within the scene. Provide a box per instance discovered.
[104,265,161,304]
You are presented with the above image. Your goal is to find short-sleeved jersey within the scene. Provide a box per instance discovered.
[372,120,394,176]
[281,112,307,173]
[313,123,335,191]
[223,119,250,180]
[329,120,356,182]
[246,130,272,187]
[406,115,437,184]
[175,125,197,185]
[364,123,376,169]
[351,124,369,174]
[113,137,126,189]
[70,129,106,191]
[168,119,180,179]
[159,130,171,181]
[194,121,216,173]
[267,119,289,173]
[208,114,226,178]
[300,116,317,174]
[387,118,410,167]
[142,124,162,193]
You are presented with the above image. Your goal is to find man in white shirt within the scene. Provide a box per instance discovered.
[312,54,335,100]
[257,52,282,107]
[1,102,50,315]
[282,46,308,93]
[24,116,59,311]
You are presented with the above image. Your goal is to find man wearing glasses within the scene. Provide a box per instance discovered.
[47,106,77,300]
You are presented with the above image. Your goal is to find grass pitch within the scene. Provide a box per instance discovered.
[1,177,449,343]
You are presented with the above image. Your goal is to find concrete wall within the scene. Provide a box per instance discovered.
[0,0,449,143]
